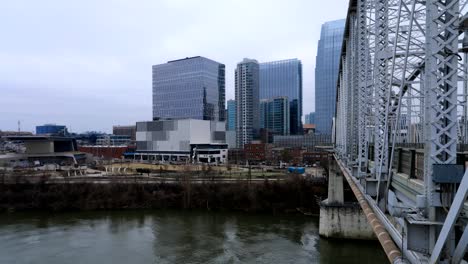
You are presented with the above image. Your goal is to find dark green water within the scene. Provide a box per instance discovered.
[0,210,387,264]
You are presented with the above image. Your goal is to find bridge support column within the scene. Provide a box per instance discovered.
[327,162,344,204]
[319,202,375,240]
[319,159,374,240]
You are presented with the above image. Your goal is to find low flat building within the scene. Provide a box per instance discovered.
[36,124,68,135]
[244,143,272,163]
[0,136,86,167]
[270,147,305,165]
[78,145,135,159]
[273,134,331,152]
[0,131,33,137]
[134,119,228,163]
[228,148,245,164]
[302,151,330,166]
[303,124,316,134]
[113,125,136,141]
[96,135,132,146]
[0,132,32,153]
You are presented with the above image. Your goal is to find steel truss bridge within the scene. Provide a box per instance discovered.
[333,0,468,263]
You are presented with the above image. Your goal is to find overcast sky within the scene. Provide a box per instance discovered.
[0,0,348,133]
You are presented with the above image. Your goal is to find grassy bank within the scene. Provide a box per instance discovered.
[0,176,326,214]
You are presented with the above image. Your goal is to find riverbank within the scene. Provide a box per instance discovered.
[0,176,326,213]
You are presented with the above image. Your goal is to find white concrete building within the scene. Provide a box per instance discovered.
[134,119,228,163]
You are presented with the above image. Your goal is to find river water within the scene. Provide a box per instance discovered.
[0,210,387,264]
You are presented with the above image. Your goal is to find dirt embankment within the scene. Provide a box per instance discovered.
[0,176,326,214]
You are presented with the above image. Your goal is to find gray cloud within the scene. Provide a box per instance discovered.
[0,0,348,133]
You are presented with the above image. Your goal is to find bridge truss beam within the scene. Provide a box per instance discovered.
[334,0,468,262]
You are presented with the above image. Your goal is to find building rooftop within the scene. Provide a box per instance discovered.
[5,136,75,141]
[152,56,225,66]
[167,56,201,63]
[239,58,258,64]
[260,58,300,65]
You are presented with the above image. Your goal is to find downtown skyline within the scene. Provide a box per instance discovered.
[0,0,348,133]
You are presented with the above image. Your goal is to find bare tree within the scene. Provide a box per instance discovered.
[226,163,232,178]
[182,165,192,208]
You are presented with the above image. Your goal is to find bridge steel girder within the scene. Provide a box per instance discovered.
[336,56,348,159]
[424,0,460,259]
[336,10,362,165]
[374,0,390,182]
[424,0,460,191]
[344,31,353,164]
[350,12,360,164]
[357,0,371,176]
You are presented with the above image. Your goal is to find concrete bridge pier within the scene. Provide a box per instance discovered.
[319,159,375,240]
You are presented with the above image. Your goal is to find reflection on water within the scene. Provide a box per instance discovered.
[0,210,386,264]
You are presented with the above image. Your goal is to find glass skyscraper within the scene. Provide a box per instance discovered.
[152,56,225,121]
[260,97,290,136]
[305,112,316,124]
[315,19,345,135]
[259,59,302,135]
[235,58,259,148]
[226,99,236,131]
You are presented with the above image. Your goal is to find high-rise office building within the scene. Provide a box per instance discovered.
[315,19,345,135]
[152,56,225,121]
[305,112,316,124]
[260,59,302,135]
[235,58,259,148]
[260,97,290,136]
[226,99,236,131]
